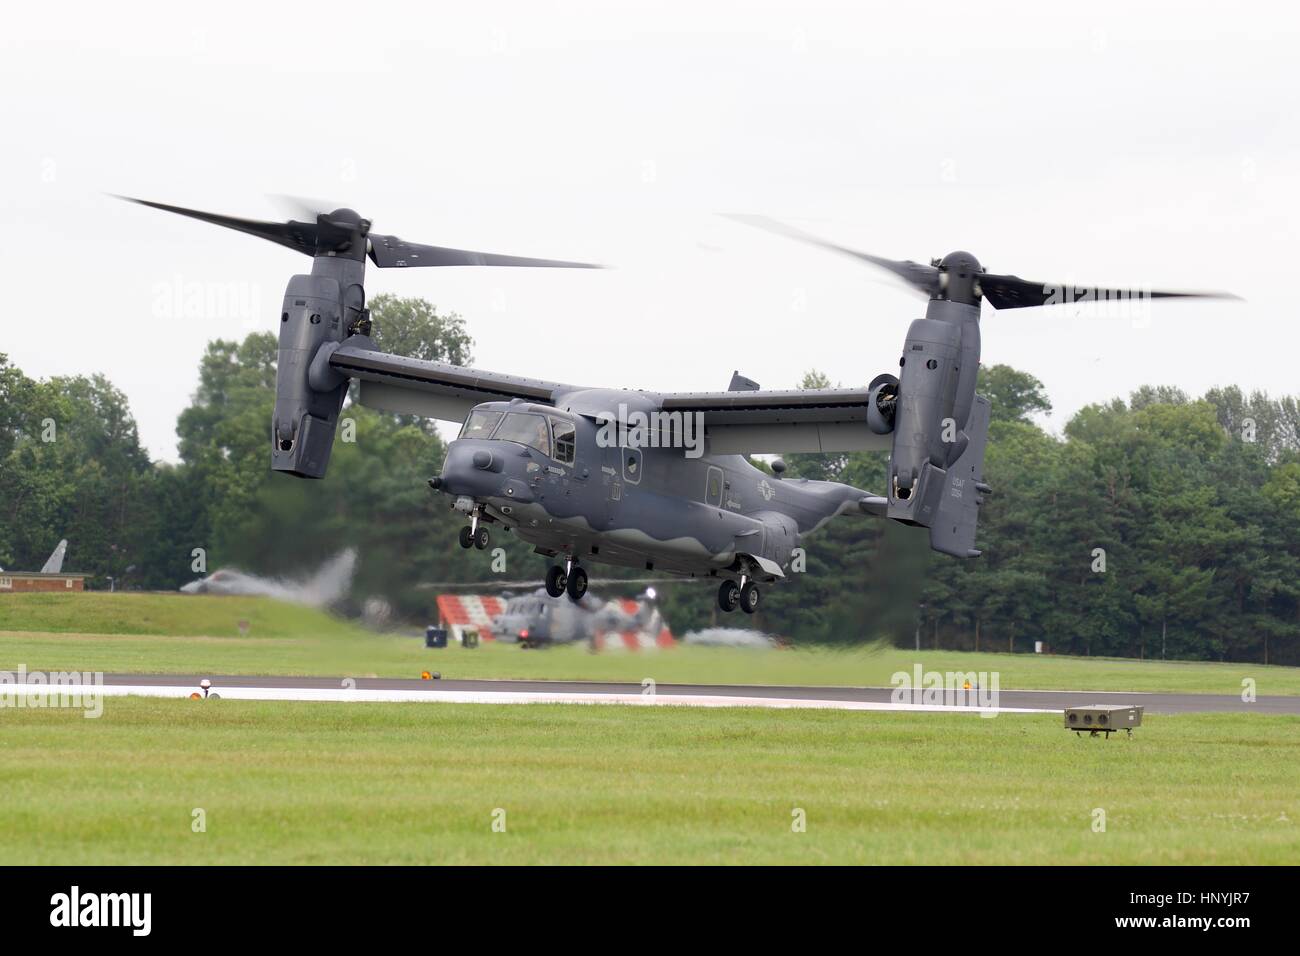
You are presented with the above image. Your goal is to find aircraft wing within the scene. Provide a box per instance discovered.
[329,339,886,454]
[659,388,890,455]
[330,341,569,424]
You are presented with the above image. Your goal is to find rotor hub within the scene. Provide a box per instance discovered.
[938,250,981,276]
[934,251,983,304]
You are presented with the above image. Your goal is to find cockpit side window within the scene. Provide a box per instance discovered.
[494,412,552,457]
[550,417,576,465]
[460,409,503,440]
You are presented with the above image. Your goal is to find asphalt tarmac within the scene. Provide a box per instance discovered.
[91,673,1300,715]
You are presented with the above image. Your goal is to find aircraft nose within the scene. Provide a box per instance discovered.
[436,440,534,502]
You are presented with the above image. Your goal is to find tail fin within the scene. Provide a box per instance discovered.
[40,539,68,574]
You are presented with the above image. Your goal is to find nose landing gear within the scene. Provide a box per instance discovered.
[459,509,491,550]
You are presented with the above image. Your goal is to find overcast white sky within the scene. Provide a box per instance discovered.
[2,0,1296,461]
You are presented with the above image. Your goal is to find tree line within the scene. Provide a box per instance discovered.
[2,296,1297,664]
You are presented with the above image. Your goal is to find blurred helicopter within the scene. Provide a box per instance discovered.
[426,577,674,648]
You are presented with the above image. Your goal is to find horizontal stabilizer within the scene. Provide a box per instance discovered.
[860,496,888,517]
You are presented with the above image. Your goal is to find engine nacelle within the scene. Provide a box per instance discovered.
[271,273,352,478]
[889,318,961,498]
[883,300,990,558]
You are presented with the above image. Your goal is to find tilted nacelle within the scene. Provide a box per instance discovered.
[881,301,990,557]
[271,260,364,478]
[890,316,962,499]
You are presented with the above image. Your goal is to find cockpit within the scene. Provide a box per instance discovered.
[459,405,577,465]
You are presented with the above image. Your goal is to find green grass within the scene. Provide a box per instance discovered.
[0,592,362,640]
[0,697,1296,864]
[2,592,1298,696]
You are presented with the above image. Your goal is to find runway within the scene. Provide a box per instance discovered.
[11,672,1294,715]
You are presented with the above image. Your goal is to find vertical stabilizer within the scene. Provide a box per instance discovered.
[41,539,68,574]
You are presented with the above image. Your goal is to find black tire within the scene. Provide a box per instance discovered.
[740,581,760,614]
[545,565,567,598]
[718,580,740,612]
[474,527,490,550]
[458,526,474,549]
[566,566,588,601]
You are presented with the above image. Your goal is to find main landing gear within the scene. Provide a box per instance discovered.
[546,557,588,602]
[458,510,491,550]
[718,576,760,614]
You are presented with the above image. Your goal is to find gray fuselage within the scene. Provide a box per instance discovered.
[436,390,871,583]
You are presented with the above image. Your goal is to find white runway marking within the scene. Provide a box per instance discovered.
[2,683,1055,714]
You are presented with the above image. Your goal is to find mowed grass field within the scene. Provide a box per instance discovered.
[3,594,1297,864]
[2,592,1299,696]
[1,697,1296,864]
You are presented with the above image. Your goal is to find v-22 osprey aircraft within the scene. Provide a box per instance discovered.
[124,198,1231,614]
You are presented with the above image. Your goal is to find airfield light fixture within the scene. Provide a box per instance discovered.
[1064,704,1143,738]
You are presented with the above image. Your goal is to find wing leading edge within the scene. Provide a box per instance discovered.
[659,388,889,455]
[330,340,568,423]
[331,340,886,454]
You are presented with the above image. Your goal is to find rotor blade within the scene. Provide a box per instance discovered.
[723,214,940,297]
[115,195,319,257]
[368,234,602,269]
[980,273,1243,310]
[268,193,334,223]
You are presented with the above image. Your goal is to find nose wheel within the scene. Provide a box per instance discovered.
[459,511,491,550]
